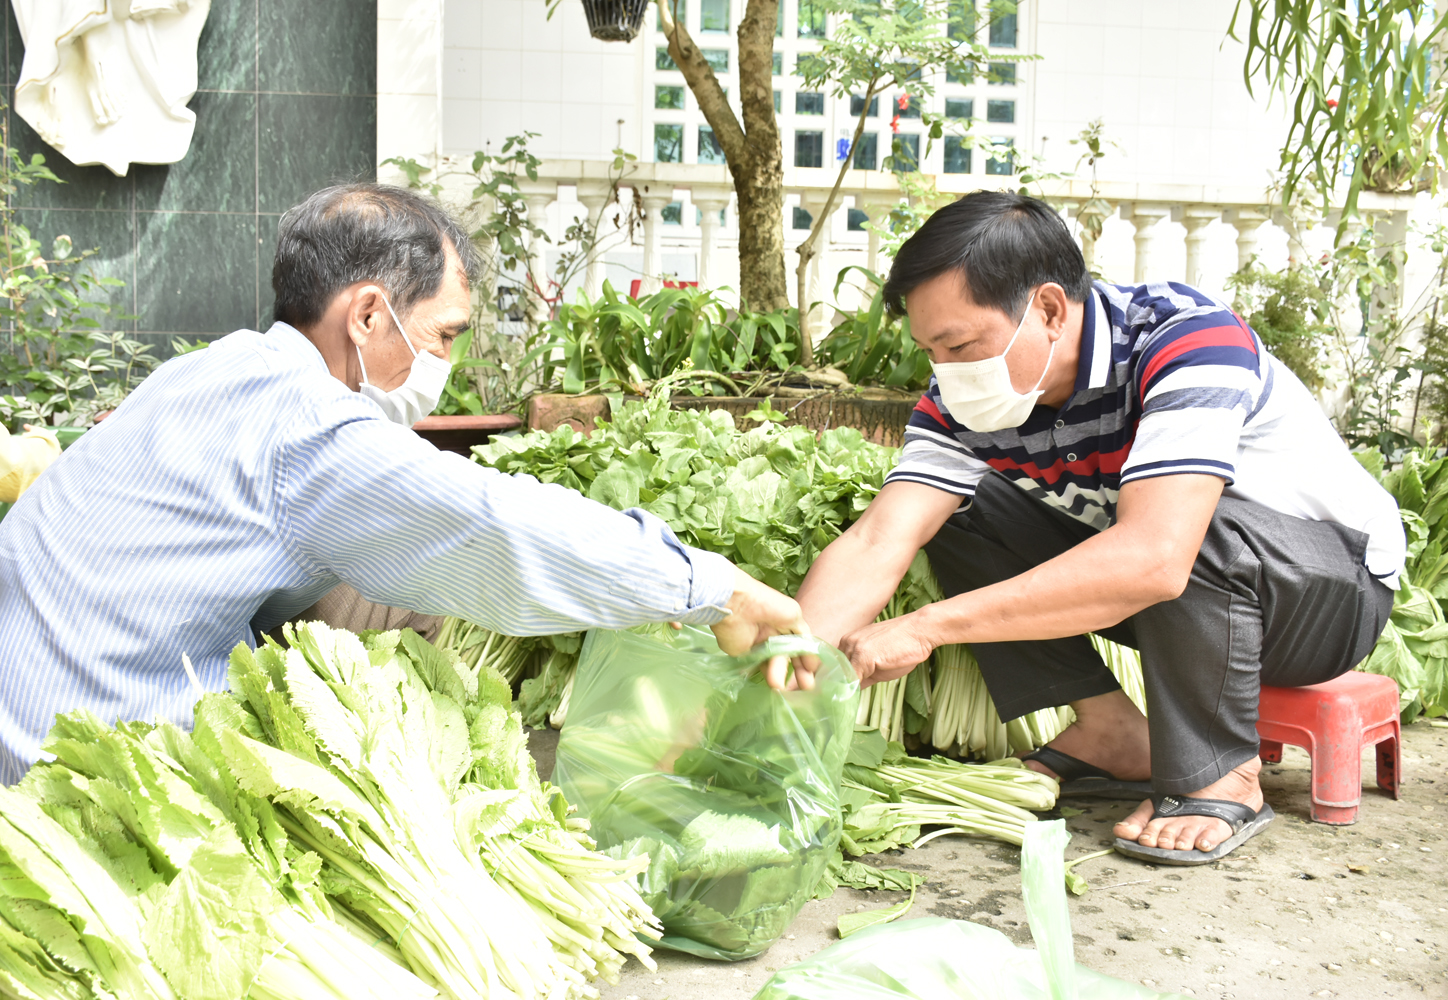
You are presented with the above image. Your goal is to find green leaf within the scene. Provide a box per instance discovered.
[836,883,915,938]
[142,837,283,1000]
[846,727,888,768]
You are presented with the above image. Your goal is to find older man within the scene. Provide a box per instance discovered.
[0,184,807,782]
[796,191,1403,865]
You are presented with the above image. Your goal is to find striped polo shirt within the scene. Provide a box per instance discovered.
[886,280,1406,585]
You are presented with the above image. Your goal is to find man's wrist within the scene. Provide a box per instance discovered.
[907,601,955,652]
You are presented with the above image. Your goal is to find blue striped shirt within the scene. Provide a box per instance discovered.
[0,323,735,782]
[886,280,1405,585]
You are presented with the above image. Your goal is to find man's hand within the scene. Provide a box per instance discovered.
[711,568,815,691]
[838,612,936,688]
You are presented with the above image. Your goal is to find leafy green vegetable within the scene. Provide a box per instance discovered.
[836,884,916,939]
[0,784,176,1000]
[1350,445,1448,721]
[0,622,664,1000]
[555,626,859,961]
[818,729,1063,901]
[814,856,921,900]
[472,396,894,594]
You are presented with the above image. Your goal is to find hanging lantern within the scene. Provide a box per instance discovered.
[581,0,650,41]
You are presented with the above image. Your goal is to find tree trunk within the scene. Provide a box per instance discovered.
[732,155,788,314]
[662,0,788,313]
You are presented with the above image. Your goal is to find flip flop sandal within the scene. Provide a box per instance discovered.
[1021,745,1153,800]
[1113,795,1276,866]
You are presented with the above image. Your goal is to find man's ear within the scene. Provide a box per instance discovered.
[1039,283,1071,339]
[346,285,387,348]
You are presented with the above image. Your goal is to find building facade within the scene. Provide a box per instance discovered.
[424,0,1317,304]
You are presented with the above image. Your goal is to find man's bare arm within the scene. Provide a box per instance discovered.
[795,481,963,647]
[839,473,1226,685]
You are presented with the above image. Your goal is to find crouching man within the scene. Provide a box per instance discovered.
[796,191,1403,864]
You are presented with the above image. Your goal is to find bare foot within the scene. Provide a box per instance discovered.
[1021,689,1151,782]
[1113,758,1264,853]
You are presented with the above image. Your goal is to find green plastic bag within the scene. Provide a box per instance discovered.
[753,820,1190,1000]
[553,625,859,960]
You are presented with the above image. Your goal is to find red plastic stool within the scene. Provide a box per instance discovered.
[1257,671,1402,825]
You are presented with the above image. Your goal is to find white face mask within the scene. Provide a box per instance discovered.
[930,290,1052,433]
[355,297,451,427]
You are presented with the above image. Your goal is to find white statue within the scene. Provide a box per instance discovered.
[10,0,211,176]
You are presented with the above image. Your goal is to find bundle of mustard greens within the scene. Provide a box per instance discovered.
[0,623,658,1000]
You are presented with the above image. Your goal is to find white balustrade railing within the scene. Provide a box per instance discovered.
[416,157,1421,321]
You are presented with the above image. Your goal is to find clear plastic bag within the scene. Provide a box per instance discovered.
[552,625,859,960]
[753,821,1190,1000]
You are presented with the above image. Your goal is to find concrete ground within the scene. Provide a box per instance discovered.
[530,720,1447,1000]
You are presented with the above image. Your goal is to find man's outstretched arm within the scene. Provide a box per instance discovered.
[795,481,964,647]
[838,472,1225,685]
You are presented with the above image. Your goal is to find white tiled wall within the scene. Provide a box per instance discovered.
[1029,0,1291,189]
[442,0,641,159]
[378,0,445,172]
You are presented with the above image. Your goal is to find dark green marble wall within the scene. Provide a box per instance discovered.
[2,1,378,347]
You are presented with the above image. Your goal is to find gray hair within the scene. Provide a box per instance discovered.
[271,184,481,328]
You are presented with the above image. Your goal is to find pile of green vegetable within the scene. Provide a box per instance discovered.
[1356,446,1448,721]
[0,623,659,1000]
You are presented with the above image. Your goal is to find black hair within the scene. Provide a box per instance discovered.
[271,184,481,328]
[882,191,1091,319]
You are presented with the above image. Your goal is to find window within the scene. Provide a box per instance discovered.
[945,97,973,119]
[894,94,921,119]
[655,85,685,110]
[794,130,824,167]
[774,89,782,111]
[792,205,813,229]
[654,123,684,162]
[986,99,1014,123]
[656,48,678,71]
[850,94,879,117]
[985,137,1014,174]
[943,136,972,173]
[703,48,729,71]
[988,61,1016,85]
[948,0,975,40]
[988,2,1017,47]
[852,132,877,170]
[662,202,683,225]
[847,207,869,231]
[656,0,685,30]
[798,0,826,38]
[796,91,825,115]
[777,1,784,35]
[772,51,784,75]
[701,0,729,32]
[889,134,920,172]
[698,126,726,164]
